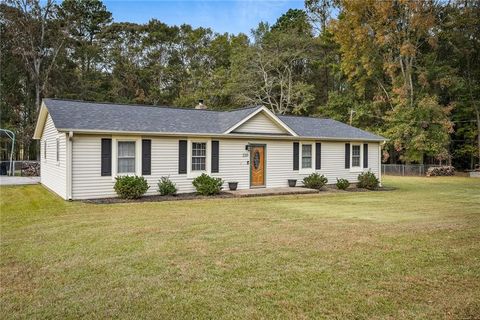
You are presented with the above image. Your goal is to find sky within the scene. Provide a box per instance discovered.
[103,0,305,35]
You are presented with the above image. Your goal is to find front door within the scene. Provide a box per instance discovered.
[250,145,265,188]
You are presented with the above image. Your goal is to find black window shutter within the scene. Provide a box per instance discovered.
[101,138,112,176]
[178,140,187,174]
[363,143,368,168]
[211,140,219,173]
[315,142,322,170]
[293,142,299,171]
[142,139,151,175]
[345,143,350,169]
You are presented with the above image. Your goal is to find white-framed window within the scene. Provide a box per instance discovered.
[352,144,361,167]
[56,138,60,162]
[192,142,207,171]
[44,140,47,160]
[302,144,312,169]
[117,141,136,174]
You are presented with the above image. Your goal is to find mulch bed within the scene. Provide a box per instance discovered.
[83,192,235,204]
[342,186,397,192]
[83,186,396,204]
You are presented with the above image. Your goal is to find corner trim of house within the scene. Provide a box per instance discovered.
[66,131,73,200]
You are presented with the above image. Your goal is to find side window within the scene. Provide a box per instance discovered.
[352,145,361,167]
[301,144,312,169]
[44,140,47,160]
[192,142,207,171]
[117,141,136,173]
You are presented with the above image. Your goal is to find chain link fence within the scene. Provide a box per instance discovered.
[381,164,442,176]
[0,161,40,176]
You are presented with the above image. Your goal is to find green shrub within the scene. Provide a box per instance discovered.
[357,171,379,190]
[192,173,223,195]
[157,176,177,196]
[336,178,350,190]
[114,175,150,199]
[303,173,328,190]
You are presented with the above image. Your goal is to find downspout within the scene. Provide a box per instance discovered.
[67,131,73,200]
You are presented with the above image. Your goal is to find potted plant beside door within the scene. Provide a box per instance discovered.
[228,182,238,191]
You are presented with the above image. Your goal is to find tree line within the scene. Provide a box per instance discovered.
[1,0,479,169]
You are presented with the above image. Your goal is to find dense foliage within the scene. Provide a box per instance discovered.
[303,173,328,190]
[336,178,350,190]
[1,0,479,170]
[157,176,177,196]
[114,175,150,199]
[192,173,223,196]
[357,172,380,190]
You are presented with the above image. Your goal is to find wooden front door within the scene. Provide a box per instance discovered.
[250,145,265,187]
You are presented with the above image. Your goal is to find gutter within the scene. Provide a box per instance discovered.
[55,128,387,143]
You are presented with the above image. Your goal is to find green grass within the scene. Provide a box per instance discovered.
[1,176,479,319]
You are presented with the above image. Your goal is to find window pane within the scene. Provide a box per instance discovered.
[302,158,312,168]
[352,145,360,156]
[56,139,59,161]
[302,145,312,157]
[118,141,135,157]
[352,156,360,167]
[302,144,312,168]
[118,141,135,173]
[118,158,135,173]
[192,142,206,171]
[352,145,360,167]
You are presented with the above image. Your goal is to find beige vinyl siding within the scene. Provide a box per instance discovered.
[72,135,117,199]
[70,135,380,199]
[313,142,379,184]
[40,114,67,199]
[233,112,288,134]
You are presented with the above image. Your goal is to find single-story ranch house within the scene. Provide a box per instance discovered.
[33,99,386,200]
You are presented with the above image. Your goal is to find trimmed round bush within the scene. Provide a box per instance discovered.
[357,171,379,190]
[158,176,177,196]
[303,173,328,190]
[114,175,150,199]
[192,173,223,196]
[336,178,350,190]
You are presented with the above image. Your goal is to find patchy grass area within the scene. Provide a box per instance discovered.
[1,176,479,319]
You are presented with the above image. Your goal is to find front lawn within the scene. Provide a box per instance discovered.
[1,176,479,319]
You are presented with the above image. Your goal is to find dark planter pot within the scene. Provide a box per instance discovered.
[288,179,297,187]
[228,182,238,191]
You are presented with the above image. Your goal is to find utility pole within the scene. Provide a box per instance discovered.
[349,109,355,125]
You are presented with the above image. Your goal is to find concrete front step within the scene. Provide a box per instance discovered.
[224,186,319,198]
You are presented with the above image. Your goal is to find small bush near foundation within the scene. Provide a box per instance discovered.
[114,175,150,199]
[158,176,177,196]
[426,166,455,177]
[357,171,379,190]
[303,173,328,190]
[192,173,223,195]
[336,178,350,190]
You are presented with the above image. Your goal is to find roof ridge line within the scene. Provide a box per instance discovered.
[277,114,330,120]
[44,98,231,113]
[44,98,265,114]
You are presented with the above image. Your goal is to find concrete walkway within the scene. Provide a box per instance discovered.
[0,176,40,186]
[225,186,318,198]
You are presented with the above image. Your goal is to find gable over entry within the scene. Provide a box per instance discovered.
[224,107,297,136]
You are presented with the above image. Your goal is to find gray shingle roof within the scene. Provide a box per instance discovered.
[278,115,385,141]
[43,99,385,141]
